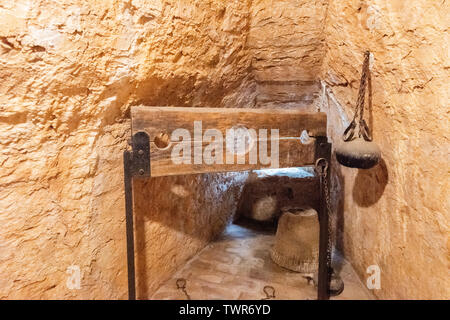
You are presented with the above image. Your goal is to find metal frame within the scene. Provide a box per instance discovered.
[315,136,332,300]
[123,131,331,300]
[123,131,150,300]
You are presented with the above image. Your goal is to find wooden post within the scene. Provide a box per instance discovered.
[315,136,332,300]
[123,150,136,300]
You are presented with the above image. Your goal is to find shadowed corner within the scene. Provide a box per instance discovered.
[131,172,247,299]
[331,156,346,258]
[352,158,389,207]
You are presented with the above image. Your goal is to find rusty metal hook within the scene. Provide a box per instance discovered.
[315,158,329,176]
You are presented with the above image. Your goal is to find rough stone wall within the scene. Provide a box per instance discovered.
[2,0,446,300]
[0,0,253,299]
[247,0,328,109]
[321,0,449,299]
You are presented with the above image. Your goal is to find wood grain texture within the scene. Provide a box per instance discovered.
[131,106,326,176]
[131,106,327,139]
[148,138,316,176]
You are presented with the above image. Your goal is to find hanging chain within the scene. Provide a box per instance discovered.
[343,50,373,142]
[315,158,333,272]
[322,169,333,272]
[175,164,333,299]
[176,278,191,300]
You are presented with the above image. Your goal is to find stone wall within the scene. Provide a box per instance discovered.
[0,0,253,299]
[247,0,328,110]
[321,0,449,299]
[1,0,447,300]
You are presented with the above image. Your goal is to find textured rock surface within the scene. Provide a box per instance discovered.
[247,0,327,110]
[237,168,319,222]
[321,0,449,299]
[250,196,278,221]
[1,0,448,300]
[248,0,327,82]
[0,0,253,299]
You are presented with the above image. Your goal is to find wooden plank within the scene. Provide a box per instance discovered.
[131,106,327,139]
[148,138,316,177]
[130,106,326,176]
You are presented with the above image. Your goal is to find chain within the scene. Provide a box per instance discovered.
[322,171,333,271]
[343,51,373,142]
[261,285,276,300]
[315,159,333,272]
[176,278,275,300]
[176,278,191,300]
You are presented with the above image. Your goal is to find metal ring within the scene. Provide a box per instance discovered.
[359,119,373,141]
[263,286,275,299]
[315,158,329,175]
[342,120,357,141]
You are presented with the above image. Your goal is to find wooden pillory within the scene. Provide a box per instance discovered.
[123,106,332,300]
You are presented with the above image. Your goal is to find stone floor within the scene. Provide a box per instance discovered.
[151,222,373,300]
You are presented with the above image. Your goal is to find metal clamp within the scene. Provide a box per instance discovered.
[127,131,151,177]
[314,136,332,300]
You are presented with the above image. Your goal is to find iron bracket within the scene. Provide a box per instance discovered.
[315,136,332,300]
[123,131,150,300]
[122,131,332,300]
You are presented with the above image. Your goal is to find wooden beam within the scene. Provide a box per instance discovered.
[131,106,327,139]
[148,138,316,177]
[130,106,326,176]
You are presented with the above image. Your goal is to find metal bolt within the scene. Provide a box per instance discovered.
[138,149,144,155]
[139,169,144,175]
